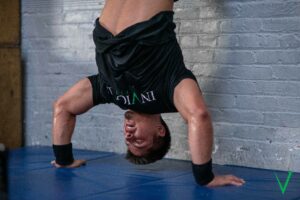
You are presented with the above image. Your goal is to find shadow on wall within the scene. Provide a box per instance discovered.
[168,0,300,173]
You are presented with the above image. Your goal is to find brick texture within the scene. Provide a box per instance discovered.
[22,0,300,172]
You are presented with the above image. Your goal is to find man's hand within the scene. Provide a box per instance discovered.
[206,175,245,187]
[51,160,86,168]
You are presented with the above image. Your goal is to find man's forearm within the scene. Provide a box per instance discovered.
[187,111,213,165]
[52,101,76,165]
[52,103,76,145]
[187,111,215,186]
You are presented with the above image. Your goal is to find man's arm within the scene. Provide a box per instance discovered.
[51,78,94,168]
[173,78,245,187]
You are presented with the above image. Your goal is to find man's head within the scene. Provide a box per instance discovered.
[123,110,171,164]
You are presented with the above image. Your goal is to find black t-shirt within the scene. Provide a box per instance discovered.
[92,11,197,114]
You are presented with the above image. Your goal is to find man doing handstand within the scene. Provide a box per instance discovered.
[51,0,245,187]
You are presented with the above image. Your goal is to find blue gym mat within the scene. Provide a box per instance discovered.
[8,146,300,200]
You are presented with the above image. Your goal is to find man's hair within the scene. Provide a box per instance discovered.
[125,116,171,165]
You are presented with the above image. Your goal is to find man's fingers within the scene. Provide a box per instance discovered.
[230,181,242,186]
[206,175,246,187]
[51,161,62,168]
[51,160,60,168]
[236,178,245,184]
[75,160,86,167]
[75,159,86,166]
[51,160,86,168]
[79,159,86,164]
[226,175,245,186]
[67,160,87,168]
[81,160,87,166]
[229,179,243,186]
[230,176,245,184]
[54,163,62,168]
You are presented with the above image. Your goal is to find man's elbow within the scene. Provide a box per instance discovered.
[187,109,212,126]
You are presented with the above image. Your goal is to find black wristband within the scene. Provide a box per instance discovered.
[192,159,214,186]
[52,143,74,166]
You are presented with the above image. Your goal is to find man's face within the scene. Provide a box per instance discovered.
[123,110,164,157]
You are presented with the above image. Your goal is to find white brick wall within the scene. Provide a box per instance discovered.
[22,0,300,172]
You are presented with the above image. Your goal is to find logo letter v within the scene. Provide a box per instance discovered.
[275,171,293,195]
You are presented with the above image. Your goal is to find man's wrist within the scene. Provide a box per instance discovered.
[192,159,214,186]
[52,143,74,166]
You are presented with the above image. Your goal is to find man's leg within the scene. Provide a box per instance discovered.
[52,78,94,145]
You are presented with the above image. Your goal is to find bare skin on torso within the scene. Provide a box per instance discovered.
[99,0,174,36]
